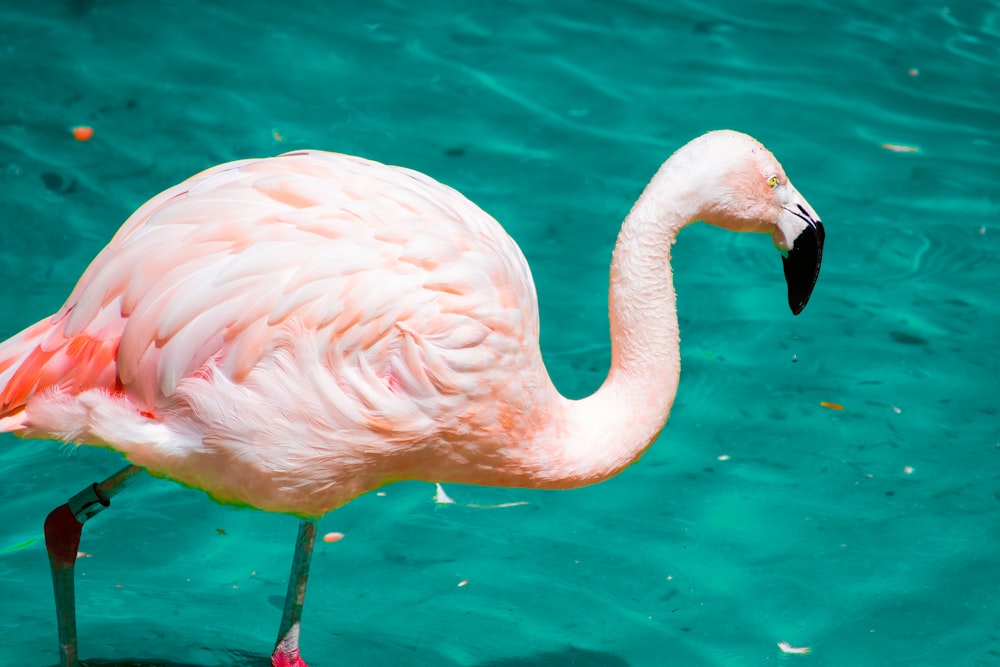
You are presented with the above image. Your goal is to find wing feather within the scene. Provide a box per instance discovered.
[0,150,540,450]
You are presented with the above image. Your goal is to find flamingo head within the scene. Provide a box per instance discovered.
[683,130,825,315]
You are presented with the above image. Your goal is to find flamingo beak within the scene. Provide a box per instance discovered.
[780,205,824,315]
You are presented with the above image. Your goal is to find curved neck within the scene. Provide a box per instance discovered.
[528,161,700,488]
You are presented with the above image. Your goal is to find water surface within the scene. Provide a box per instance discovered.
[1,1,998,665]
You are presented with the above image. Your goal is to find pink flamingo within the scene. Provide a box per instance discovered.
[0,130,823,666]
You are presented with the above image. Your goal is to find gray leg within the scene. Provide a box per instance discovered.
[44,465,143,667]
[271,519,318,667]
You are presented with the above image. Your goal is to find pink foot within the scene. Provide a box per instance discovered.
[271,645,309,667]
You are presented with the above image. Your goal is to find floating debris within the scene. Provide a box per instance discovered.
[434,483,457,505]
[322,531,345,543]
[72,125,94,142]
[777,641,811,654]
[881,143,920,153]
[434,483,527,508]
[820,401,844,410]
[0,536,41,553]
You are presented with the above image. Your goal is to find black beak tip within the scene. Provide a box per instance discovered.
[782,221,825,315]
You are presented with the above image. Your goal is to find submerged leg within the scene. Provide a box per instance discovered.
[272,519,319,667]
[44,464,143,667]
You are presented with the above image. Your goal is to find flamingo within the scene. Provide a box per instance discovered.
[0,130,823,666]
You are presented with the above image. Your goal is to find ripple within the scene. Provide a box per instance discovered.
[869,222,997,285]
[1,2,999,666]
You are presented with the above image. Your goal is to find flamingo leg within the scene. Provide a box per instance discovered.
[271,519,318,667]
[44,464,143,667]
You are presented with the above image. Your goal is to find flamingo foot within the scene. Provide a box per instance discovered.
[271,642,309,667]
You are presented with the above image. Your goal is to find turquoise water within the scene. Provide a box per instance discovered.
[1,1,998,665]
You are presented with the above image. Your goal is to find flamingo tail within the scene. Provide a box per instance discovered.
[0,315,122,433]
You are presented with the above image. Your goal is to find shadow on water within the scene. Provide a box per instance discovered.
[69,646,628,667]
[74,650,271,667]
[75,662,214,667]
[473,646,630,667]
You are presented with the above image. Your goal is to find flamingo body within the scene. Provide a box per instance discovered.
[1,131,825,667]
[0,131,824,519]
[0,151,556,516]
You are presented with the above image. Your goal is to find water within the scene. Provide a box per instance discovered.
[0,1,998,665]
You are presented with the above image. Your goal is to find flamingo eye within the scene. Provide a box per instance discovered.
[768,176,779,188]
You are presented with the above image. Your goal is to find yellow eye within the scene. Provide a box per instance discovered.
[768,176,779,188]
